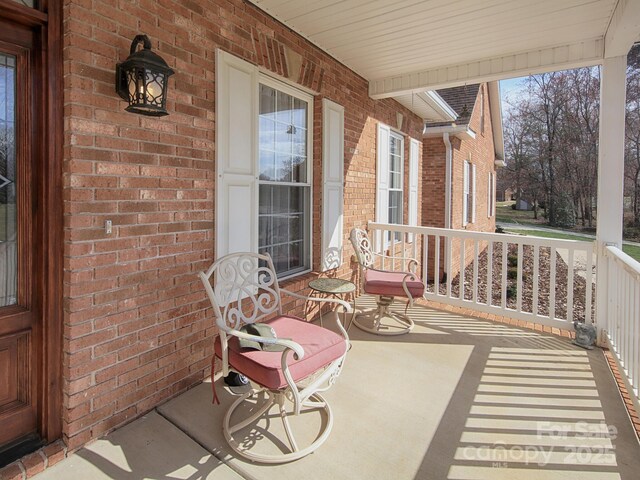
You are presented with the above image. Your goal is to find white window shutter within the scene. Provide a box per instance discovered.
[492,172,496,216]
[471,163,477,224]
[215,50,258,259]
[321,99,344,271]
[408,138,419,242]
[463,161,469,226]
[376,123,391,250]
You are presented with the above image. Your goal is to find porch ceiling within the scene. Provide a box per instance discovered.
[250,0,640,99]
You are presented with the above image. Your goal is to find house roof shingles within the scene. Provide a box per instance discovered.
[425,83,480,127]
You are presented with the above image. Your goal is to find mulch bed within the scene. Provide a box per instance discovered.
[429,242,596,322]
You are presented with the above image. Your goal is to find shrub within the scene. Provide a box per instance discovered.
[507,268,518,280]
[507,254,518,267]
[506,284,517,299]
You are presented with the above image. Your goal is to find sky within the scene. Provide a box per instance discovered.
[499,76,528,115]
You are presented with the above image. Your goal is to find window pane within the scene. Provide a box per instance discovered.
[259,149,275,180]
[0,54,17,307]
[390,136,402,156]
[259,117,276,150]
[259,84,276,118]
[292,98,307,128]
[10,0,35,6]
[275,153,292,182]
[276,91,292,124]
[389,191,402,225]
[258,185,309,277]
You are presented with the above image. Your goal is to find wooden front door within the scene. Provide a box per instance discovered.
[0,20,39,453]
[0,0,63,464]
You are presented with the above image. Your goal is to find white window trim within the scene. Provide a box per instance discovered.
[258,73,314,281]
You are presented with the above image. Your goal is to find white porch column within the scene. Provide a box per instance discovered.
[596,55,627,342]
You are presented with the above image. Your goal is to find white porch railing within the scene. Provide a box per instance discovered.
[603,245,640,412]
[368,222,596,331]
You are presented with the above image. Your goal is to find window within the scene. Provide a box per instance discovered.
[388,132,404,241]
[257,81,311,278]
[463,160,475,225]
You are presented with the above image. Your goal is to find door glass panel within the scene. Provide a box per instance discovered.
[10,0,35,7]
[0,54,17,307]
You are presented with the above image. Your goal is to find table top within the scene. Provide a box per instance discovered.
[308,277,356,295]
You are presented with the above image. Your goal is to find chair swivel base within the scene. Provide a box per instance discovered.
[352,295,414,336]
[223,388,334,464]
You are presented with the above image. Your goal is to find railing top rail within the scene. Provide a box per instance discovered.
[368,222,595,250]
[605,245,640,279]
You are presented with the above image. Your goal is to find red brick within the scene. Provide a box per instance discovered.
[0,462,24,480]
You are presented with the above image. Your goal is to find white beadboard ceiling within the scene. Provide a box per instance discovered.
[249,0,640,99]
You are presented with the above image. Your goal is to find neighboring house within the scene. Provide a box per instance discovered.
[496,187,514,202]
[421,83,505,280]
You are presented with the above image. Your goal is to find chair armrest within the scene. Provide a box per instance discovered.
[280,289,352,313]
[223,326,305,360]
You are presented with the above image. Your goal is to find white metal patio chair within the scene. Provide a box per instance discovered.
[199,252,351,463]
[350,228,425,335]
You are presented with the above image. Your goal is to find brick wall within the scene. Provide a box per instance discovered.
[422,83,498,281]
[62,0,422,451]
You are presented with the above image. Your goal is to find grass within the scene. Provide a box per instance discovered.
[496,201,546,226]
[504,228,640,262]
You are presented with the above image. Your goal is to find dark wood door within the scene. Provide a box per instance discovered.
[0,20,39,452]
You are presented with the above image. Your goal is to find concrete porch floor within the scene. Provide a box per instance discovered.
[35,296,640,480]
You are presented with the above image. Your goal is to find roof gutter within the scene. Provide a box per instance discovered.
[423,124,476,140]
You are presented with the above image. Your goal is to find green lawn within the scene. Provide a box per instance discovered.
[504,228,640,262]
[495,201,546,226]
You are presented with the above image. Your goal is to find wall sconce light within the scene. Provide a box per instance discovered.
[116,34,174,116]
[396,112,404,131]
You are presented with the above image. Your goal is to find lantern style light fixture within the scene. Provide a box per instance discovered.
[116,34,174,116]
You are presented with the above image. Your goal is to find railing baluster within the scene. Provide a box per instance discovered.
[434,235,440,296]
[533,245,540,316]
[459,238,465,301]
[567,248,574,322]
[516,242,523,313]
[585,243,593,324]
[446,235,452,298]
[550,247,556,320]
[501,241,507,309]
[631,277,640,397]
[422,234,428,295]
[486,241,493,307]
[473,240,479,304]
[401,234,406,271]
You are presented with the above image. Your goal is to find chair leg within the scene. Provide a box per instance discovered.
[222,388,334,464]
[352,296,414,336]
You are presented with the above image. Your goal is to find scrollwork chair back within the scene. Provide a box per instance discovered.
[199,252,282,332]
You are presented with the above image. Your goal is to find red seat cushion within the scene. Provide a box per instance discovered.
[214,315,347,390]
[364,269,425,298]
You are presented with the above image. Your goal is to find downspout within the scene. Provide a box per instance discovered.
[443,132,452,228]
[443,132,452,283]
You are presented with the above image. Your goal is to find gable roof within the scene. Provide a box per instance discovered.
[424,84,480,127]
